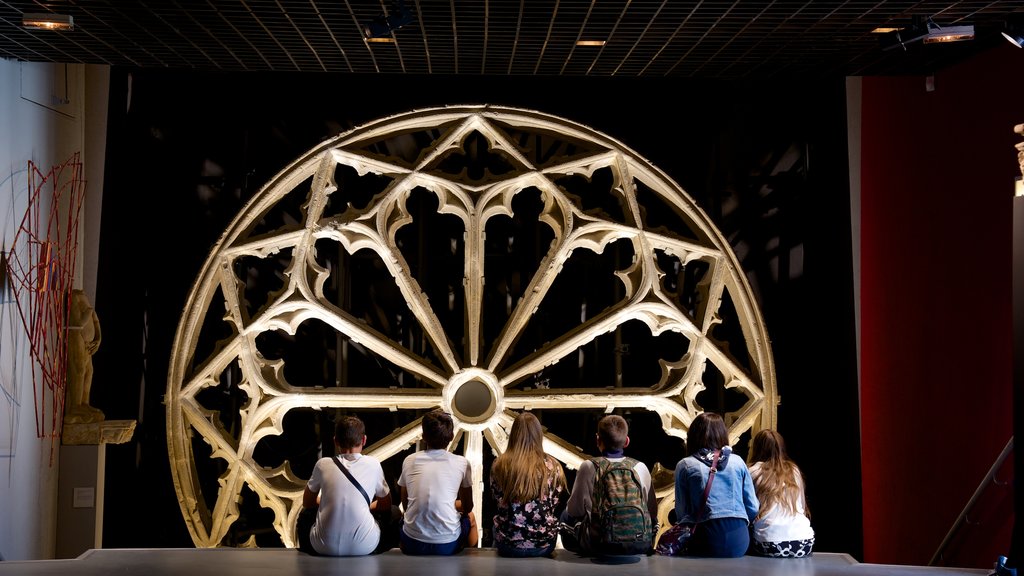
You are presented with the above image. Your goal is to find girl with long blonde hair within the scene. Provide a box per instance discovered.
[490,411,567,557]
[747,429,815,558]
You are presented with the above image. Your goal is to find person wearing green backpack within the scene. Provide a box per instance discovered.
[559,414,658,557]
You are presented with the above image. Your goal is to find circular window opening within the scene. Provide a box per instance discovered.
[452,379,494,422]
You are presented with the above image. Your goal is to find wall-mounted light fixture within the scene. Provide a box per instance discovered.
[22,13,74,31]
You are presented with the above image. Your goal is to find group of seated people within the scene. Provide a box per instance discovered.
[296,408,814,559]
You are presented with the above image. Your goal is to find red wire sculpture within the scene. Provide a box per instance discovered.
[5,153,85,457]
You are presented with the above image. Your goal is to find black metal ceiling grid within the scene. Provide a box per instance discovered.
[0,0,1022,78]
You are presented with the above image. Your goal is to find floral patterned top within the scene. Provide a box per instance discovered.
[490,457,565,553]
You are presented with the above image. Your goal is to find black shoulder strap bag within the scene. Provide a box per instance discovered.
[654,449,721,556]
[333,455,370,505]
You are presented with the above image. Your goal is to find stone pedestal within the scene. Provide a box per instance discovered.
[61,419,136,446]
[56,419,136,559]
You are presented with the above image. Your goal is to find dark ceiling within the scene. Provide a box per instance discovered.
[1,1,1022,79]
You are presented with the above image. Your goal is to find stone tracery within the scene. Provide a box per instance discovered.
[165,105,777,547]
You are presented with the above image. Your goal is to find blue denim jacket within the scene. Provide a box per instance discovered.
[673,447,759,524]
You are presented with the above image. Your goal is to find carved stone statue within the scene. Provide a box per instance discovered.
[64,289,104,424]
[1015,124,1024,183]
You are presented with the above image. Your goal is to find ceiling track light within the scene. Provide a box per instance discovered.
[1003,14,1024,48]
[922,20,974,44]
[22,13,74,31]
[879,15,974,50]
[363,0,415,40]
[879,16,929,51]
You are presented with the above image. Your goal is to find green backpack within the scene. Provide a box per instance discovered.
[586,456,653,555]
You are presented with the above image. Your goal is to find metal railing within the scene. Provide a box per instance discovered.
[929,436,1014,566]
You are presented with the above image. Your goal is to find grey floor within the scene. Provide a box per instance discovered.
[0,547,994,576]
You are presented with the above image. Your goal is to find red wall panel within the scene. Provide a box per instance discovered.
[859,44,1019,567]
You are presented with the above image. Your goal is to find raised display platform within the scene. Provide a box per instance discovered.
[0,547,992,576]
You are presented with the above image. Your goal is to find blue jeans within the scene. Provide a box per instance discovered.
[399,515,471,555]
[687,517,749,558]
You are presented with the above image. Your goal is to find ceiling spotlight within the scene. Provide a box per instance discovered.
[923,20,975,44]
[1002,15,1024,48]
[879,16,975,50]
[22,13,74,31]
[363,0,416,40]
[879,16,929,51]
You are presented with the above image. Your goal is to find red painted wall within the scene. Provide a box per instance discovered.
[859,44,1019,567]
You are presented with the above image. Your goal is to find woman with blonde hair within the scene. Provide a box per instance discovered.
[747,429,815,558]
[490,411,568,557]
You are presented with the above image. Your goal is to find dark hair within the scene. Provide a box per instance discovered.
[334,415,366,449]
[422,408,455,449]
[686,412,729,455]
[597,414,629,450]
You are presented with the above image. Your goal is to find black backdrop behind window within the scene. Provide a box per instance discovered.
[93,69,858,556]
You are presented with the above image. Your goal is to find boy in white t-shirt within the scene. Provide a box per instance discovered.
[398,408,475,555]
[298,415,401,556]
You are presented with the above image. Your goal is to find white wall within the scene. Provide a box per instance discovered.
[0,58,106,561]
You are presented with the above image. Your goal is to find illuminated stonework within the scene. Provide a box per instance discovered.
[166,105,777,547]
